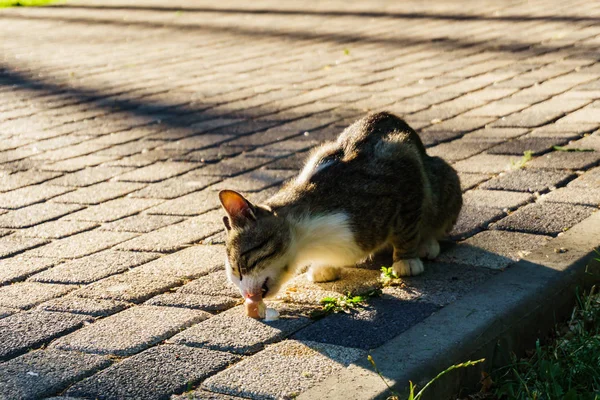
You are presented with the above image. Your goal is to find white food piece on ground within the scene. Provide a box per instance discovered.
[264,307,280,321]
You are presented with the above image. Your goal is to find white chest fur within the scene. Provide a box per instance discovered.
[290,212,366,268]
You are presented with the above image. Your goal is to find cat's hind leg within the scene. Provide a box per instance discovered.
[308,265,341,282]
[418,237,440,260]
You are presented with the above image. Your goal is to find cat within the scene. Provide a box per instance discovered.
[218,112,462,301]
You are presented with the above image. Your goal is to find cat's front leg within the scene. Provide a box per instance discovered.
[391,242,425,277]
[392,258,424,276]
[308,265,341,282]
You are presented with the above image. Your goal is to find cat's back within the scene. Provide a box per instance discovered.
[337,111,426,158]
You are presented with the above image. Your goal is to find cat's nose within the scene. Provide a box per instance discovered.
[244,292,262,302]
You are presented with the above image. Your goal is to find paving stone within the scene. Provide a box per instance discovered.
[0,184,73,209]
[249,139,317,156]
[529,124,595,138]
[452,154,523,174]
[264,152,307,171]
[383,260,498,306]
[116,211,222,252]
[29,250,160,284]
[197,154,272,177]
[0,310,92,361]
[466,128,530,140]
[541,187,600,207]
[480,169,576,193]
[0,282,77,310]
[14,220,99,239]
[563,134,600,152]
[47,166,135,187]
[437,230,551,269]
[115,162,200,183]
[0,349,111,400]
[463,189,533,210]
[0,235,48,259]
[450,204,506,240]
[65,197,163,222]
[51,181,147,204]
[0,256,56,285]
[422,116,495,135]
[133,245,225,278]
[427,140,497,162]
[568,166,600,189]
[418,130,464,147]
[292,297,439,349]
[0,203,84,229]
[210,168,296,192]
[556,101,600,123]
[145,293,238,312]
[0,171,61,192]
[52,305,209,356]
[67,345,238,400]
[0,306,16,319]
[32,142,108,162]
[105,150,175,168]
[129,171,222,199]
[146,190,221,216]
[26,230,137,259]
[487,136,565,155]
[177,271,240,298]
[42,154,118,172]
[100,214,184,233]
[71,270,183,303]
[37,296,131,317]
[491,203,596,235]
[458,173,491,191]
[174,145,248,164]
[202,340,364,399]
[462,101,529,117]
[170,305,311,355]
[527,150,600,170]
[491,98,590,128]
[158,134,236,152]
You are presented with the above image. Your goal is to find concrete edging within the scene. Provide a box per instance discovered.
[298,211,600,400]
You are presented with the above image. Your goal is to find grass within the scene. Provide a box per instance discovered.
[368,354,485,400]
[0,0,55,7]
[490,285,600,400]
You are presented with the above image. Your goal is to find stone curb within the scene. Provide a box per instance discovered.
[298,211,600,400]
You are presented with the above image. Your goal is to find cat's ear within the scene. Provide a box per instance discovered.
[219,190,256,228]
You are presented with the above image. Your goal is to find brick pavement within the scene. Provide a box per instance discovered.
[0,0,599,398]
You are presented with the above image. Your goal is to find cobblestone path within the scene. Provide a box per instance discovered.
[0,0,599,398]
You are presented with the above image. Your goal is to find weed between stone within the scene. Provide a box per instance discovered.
[511,151,534,170]
[309,289,382,319]
[0,0,56,7]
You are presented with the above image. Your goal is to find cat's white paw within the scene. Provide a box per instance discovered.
[418,238,440,260]
[308,265,341,282]
[392,258,425,276]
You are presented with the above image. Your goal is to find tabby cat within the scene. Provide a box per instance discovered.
[219,112,462,301]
